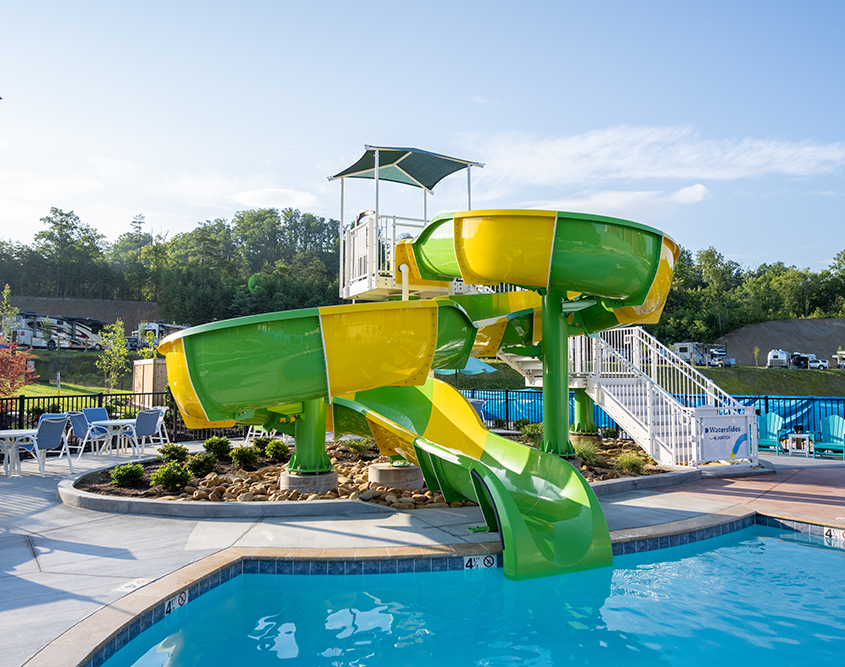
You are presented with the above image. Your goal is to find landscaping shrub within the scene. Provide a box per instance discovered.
[186,452,217,477]
[157,442,189,464]
[150,461,192,490]
[252,436,273,454]
[615,451,645,474]
[203,436,231,458]
[230,445,259,468]
[347,437,376,455]
[513,418,531,430]
[520,422,543,447]
[492,418,507,429]
[573,441,606,467]
[265,440,290,461]
[110,462,144,487]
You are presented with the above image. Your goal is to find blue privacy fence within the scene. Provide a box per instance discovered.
[459,389,845,435]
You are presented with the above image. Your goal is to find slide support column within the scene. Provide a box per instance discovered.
[541,288,576,457]
[287,398,333,474]
[572,389,597,433]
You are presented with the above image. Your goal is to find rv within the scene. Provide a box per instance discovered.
[135,322,189,347]
[10,313,108,350]
[766,349,790,368]
[672,342,708,366]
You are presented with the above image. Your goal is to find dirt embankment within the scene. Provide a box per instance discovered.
[715,318,845,367]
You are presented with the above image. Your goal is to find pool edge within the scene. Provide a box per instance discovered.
[23,511,845,667]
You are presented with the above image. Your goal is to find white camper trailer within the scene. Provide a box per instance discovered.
[766,349,790,368]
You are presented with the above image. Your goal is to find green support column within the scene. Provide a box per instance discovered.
[541,288,576,457]
[286,398,333,474]
[572,389,597,433]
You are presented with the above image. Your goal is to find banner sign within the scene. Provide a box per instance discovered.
[695,407,753,462]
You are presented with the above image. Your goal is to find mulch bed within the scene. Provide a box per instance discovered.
[75,437,663,501]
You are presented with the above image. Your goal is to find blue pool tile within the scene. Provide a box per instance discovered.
[415,558,432,572]
[431,557,449,572]
[448,557,464,571]
[612,542,624,556]
[258,560,275,575]
[808,523,823,536]
[137,610,154,633]
[292,561,310,575]
[243,560,260,574]
[326,560,345,575]
[91,649,105,667]
[220,563,241,583]
[276,560,292,575]
[396,559,415,573]
[379,559,398,574]
[362,560,379,575]
[658,535,670,550]
[151,603,165,625]
[309,561,328,576]
[345,560,362,575]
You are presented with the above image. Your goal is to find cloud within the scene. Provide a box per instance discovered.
[462,127,845,190]
[472,96,488,104]
[229,188,317,210]
[0,169,104,203]
[527,184,712,222]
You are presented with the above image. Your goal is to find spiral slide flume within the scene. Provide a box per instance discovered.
[161,209,679,581]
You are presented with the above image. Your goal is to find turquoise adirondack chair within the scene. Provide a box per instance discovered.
[757,412,786,454]
[813,415,845,459]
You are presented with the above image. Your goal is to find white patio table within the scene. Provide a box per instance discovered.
[0,428,38,476]
[91,419,139,456]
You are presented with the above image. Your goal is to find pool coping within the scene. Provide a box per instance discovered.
[23,507,845,667]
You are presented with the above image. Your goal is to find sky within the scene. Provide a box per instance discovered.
[2,1,844,272]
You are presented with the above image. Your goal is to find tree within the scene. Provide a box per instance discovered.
[753,346,760,368]
[0,345,38,396]
[138,330,158,359]
[96,319,130,394]
[0,284,19,343]
[40,316,53,347]
[34,208,110,298]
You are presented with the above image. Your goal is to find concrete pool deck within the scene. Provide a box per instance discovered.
[2,447,843,667]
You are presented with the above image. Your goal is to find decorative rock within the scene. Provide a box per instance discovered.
[237,492,254,502]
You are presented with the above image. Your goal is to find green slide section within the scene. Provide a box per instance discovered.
[332,378,612,581]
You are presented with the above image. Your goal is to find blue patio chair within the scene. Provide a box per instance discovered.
[81,407,116,453]
[813,415,845,460]
[18,415,72,476]
[125,409,164,456]
[757,412,786,455]
[67,411,111,460]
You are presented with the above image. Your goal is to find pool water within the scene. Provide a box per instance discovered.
[105,526,845,667]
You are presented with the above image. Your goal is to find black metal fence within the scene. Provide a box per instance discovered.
[0,389,247,443]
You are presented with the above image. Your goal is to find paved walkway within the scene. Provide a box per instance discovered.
[1,447,843,667]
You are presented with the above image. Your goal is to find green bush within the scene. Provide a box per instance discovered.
[519,422,543,446]
[150,461,192,490]
[513,418,531,430]
[252,436,273,454]
[157,442,189,463]
[204,436,231,458]
[615,451,645,474]
[110,462,145,487]
[186,452,217,477]
[347,437,376,455]
[573,441,606,467]
[230,445,259,468]
[492,418,507,429]
[265,440,290,461]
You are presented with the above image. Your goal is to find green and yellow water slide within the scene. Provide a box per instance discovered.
[159,209,678,580]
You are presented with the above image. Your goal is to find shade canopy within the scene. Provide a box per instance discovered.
[329,146,483,192]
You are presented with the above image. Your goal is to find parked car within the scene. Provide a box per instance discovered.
[818,359,830,369]
[792,354,809,369]
[125,336,140,351]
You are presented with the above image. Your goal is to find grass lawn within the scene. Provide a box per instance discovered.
[17,382,104,397]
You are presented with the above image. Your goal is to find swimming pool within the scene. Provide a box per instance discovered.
[104,525,845,667]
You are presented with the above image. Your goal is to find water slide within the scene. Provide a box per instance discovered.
[160,209,679,580]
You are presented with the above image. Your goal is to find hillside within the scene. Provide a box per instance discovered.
[715,318,845,367]
[700,367,845,397]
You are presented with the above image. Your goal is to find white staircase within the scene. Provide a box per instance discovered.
[504,326,757,468]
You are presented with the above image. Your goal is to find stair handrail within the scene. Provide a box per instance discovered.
[600,327,745,410]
